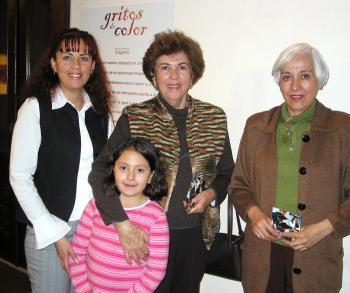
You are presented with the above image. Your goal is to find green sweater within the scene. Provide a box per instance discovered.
[275,101,316,214]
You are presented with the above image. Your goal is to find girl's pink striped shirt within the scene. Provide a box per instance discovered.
[69,199,169,293]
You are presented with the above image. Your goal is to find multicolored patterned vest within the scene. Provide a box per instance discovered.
[124,96,227,249]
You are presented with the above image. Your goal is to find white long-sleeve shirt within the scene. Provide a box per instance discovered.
[9,87,113,249]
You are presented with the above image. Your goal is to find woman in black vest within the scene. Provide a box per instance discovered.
[9,28,112,293]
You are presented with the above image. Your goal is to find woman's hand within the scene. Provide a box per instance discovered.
[184,188,216,214]
[281,218,334,251]
[54,236,77,274]
[114,220,149,265]
[247,205,280,241]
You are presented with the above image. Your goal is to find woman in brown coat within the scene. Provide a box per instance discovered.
[230,43,350,293]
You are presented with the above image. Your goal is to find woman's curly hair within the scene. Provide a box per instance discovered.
[21,28,111,118]
[143,30,205,86]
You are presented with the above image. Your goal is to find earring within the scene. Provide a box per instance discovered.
[52,68,56,75]
[152,77,158,90]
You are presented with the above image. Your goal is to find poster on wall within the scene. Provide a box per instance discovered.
[80,1,175,120]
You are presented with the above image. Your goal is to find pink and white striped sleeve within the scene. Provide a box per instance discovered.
[128,212,169,293]
[69,199,96,293]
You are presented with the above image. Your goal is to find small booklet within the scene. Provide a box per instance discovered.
[186,172,206,201]
[272,207,302,239]
[185,172,206,213]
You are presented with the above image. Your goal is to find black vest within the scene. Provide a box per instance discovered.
[16,96,108,225]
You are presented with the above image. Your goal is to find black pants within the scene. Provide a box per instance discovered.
[266,242,294,293]
[155,226,208,293]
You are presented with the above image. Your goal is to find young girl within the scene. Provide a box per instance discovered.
[69,138,169,293]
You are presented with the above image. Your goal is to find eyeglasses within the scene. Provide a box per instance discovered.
[283,119,296,151]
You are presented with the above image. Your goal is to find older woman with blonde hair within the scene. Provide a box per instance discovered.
[230,43,350,293]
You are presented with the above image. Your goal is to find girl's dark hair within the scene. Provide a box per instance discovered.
[21,27,111,118]
[105,138,167,201]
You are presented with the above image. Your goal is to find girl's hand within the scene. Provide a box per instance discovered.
[247,205,280,241]
[281,219,334,251]
[184,188,216,214]
[54,236,77,274]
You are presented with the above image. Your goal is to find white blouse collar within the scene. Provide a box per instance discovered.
[51,86,92,112]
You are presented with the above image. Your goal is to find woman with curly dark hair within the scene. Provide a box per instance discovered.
[9,28,112,293]
[89,30,234,292]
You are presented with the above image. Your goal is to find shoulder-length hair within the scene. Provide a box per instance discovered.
[21,27,111,117]
[104,138,168,202]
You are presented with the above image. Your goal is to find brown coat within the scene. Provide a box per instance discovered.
[229,101,350,293]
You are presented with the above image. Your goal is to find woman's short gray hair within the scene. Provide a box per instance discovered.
[271,43,329,89]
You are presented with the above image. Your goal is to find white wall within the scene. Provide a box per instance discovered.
[71,1,350,292]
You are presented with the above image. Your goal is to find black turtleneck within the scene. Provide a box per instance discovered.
[159,97,202,228]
